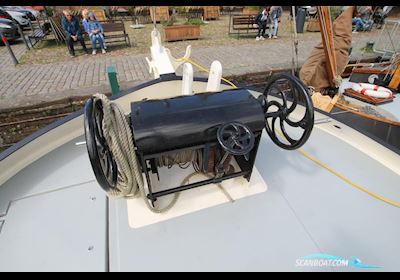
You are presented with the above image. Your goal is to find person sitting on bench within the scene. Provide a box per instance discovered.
[255,7,270,41]
[82,9,107,50]
[61,10,88,57]
[352,6,374,33]
[87,12,106,55]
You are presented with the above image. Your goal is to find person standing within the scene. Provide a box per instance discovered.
[268,6,283,39]
[61,10,88,57]
[255,7,270,41]
[87,12,106,55]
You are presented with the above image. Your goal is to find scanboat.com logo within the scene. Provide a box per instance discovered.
[296,253,383,269]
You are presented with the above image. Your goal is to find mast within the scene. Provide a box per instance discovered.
[291,6,299,76]
[317,6,339,88]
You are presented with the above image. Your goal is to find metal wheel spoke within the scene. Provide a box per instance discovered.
[280,117,296,144]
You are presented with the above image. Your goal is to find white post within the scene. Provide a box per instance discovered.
[206,61,222,92]
[182,63,193,95]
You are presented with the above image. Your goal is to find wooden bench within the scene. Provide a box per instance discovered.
[81,20,131,48]
[228,15,258,38]
[28,22,51,48]
[101,21,131,47]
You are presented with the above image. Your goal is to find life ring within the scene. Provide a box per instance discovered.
[351,83,393,98]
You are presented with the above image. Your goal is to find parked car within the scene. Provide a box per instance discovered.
[0,18,21,44]
[0,8,13,21]
[1,6,39,21]
[0,8,29,27]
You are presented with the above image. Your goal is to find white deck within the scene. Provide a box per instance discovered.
[0,84,399,271]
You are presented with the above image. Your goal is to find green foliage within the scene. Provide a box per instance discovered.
[184,18,205,25]
[161,15,176,26]
[44,6,54,17]
[175,6,187,15]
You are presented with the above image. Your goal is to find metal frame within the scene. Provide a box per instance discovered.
[27,22,51,48]
[138,132,262,205]
[373,19,400,57]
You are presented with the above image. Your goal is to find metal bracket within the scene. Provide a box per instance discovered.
[214,151,230,179]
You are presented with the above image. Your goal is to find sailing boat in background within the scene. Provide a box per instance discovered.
[298,6,400,150]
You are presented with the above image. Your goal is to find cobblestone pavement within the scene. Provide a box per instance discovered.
[0,40,28,70]
[0,31,376,110]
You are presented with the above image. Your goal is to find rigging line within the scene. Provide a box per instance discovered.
[176,57,238,88]
[384,20,397,55]
[274,129,400,208]
[384,53,400,81]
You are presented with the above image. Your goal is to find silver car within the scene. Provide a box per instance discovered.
[0,18,20,43]
[1,8,29,27]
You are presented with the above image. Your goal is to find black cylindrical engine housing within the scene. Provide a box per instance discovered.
[131,89,265,155]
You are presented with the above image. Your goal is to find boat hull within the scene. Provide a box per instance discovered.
[0,77,399,271]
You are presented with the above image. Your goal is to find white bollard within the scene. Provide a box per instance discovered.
[182,63,193,95]
[206,61,222,92]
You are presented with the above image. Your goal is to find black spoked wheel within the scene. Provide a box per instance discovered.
[217,122,255,156]
[84,98,118,192]
[261,73,314,150]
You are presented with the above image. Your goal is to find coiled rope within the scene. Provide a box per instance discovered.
[93,93,180,213]
[157,149,203,170]
[93,93,234,212]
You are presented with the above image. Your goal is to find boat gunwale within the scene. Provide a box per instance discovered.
[0,75,226,162]
[1,75,399,165]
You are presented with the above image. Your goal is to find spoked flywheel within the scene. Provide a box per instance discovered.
[261,73,314,150]
[84,98,118,192]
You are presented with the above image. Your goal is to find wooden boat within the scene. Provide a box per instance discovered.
[299,6,400,150]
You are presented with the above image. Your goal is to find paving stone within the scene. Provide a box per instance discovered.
[0,31,380,109]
